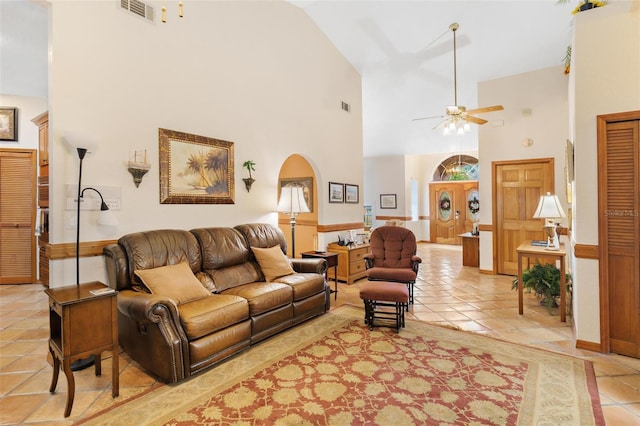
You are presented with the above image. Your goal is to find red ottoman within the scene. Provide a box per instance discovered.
[359,281,409,333]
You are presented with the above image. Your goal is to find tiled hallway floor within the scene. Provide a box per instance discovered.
[1,243,639,424]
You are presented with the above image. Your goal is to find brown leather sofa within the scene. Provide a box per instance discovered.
[103,223,329,383]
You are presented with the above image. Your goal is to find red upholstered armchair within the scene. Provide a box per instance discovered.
[363,226,422,303]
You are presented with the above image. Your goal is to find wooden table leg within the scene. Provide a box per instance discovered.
[48,347,59,393]
[62,360,75,418]
[560,257,566,322]
[518,253,524,315]
[112,349,119,397]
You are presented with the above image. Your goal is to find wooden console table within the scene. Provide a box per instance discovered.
[516,241,567,322]
[45,281,119,417]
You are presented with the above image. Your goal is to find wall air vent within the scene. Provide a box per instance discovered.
[120,0,154,23]
[341,101,350,112]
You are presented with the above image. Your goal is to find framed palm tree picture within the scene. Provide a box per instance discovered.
[159,128,235,204]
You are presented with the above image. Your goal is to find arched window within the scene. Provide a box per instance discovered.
[433,154,478,181]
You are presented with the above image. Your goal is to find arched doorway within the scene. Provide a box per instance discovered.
[277,154,318,258]
[429,155,479,244]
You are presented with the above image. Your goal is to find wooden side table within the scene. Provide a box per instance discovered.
[301,251,339,300]
[516,241,567,322]
[45,281,119,417]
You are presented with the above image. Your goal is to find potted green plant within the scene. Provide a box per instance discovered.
[512,262,573,314]
[242,160,256,192]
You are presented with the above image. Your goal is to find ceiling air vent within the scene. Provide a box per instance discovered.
[120,0,154,23]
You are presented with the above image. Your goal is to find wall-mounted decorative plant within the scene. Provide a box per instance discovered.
[242,160,256,192]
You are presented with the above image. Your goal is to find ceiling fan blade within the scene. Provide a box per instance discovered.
[466,115,488,125]
[466,105,504,115]
[414,34,471,64]
[432,118,448,130]
[412,114,444,122]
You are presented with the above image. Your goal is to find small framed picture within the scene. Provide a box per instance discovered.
[380,193,397,209]
[0,107,18,141]
[329,182,344,203]
[345,184,359,204]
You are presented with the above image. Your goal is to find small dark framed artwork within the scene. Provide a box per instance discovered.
[329,182,344,203]
[0,107,18,141]
[380,193,397,209]
[345,184,359,204]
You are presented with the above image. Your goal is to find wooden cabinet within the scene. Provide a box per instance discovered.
[460,233,479,267]
[45,282,119,417]
[326,243,370,284]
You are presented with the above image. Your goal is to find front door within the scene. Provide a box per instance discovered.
[493,159,554,275]
[430,181,478,244]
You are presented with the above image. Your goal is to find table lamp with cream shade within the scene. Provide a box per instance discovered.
[532,192,566,251]
[277,184,310,258]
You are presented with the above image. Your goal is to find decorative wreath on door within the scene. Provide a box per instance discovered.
[468,195,480,215]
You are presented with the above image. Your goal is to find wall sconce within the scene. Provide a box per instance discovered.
[127,150,151,188]
[162,1,184,23]
[242,160,256,192]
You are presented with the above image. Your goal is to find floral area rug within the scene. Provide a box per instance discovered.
[84,305,604,425]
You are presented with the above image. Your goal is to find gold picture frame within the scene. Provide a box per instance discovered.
[0,107,17,141]
[159,128,234,204]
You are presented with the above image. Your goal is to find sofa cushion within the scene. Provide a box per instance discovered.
[222,282,292,316]
[274,273,326,301]
[135,261,210,305]
[251,245,294,281]
[178,295,249,340]
[207,263,262,292]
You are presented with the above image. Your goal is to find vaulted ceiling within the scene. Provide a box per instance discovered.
[289,0,581,157]
[6,0,588,157]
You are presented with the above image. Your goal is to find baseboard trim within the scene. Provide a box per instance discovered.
[576,339,603,353]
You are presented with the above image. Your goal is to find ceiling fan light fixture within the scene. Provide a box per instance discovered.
[463,122,471,132]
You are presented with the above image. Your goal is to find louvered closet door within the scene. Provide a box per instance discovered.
[599,119,640,358]
[0,150,37,284]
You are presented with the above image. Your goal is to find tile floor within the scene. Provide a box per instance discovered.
[1,243,639,425]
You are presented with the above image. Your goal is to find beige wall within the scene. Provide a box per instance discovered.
[47,1,363,286]
[570,2,640,344]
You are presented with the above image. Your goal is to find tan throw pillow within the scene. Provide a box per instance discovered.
[251,245,295,282]
[135,261,210,305]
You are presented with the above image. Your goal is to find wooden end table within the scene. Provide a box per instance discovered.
[516,241,567,322]
[301,251,339,300]
[45,281,119,417]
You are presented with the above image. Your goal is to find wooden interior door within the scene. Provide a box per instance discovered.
[598,112,640,358]
[493,159,554,275]
[430,181,478,244]
[0,149,37,284]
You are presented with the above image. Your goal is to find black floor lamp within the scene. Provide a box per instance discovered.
[277,184,310,258]
[71,147,116,371]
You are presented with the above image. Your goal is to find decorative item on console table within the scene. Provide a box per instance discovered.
[327,242,370,284]
[512,262,573,314]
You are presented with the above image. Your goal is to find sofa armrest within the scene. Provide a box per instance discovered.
[118,290,181,326]
[116,289,189,383]
[290,258,327,275]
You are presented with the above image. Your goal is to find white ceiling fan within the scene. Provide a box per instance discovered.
[413,23,504,134]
